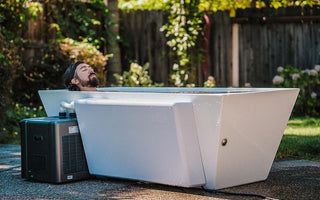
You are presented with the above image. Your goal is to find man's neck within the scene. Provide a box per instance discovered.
[79,86,98,91]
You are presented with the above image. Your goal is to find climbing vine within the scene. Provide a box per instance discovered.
[161,0,204,87]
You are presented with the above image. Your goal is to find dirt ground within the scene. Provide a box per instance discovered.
[1,144,319,200]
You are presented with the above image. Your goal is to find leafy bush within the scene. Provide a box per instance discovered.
[48,0,111,48]
[272,65,320,117]
[0,31,20,126]
[114,63,164,87]
[12,41,71,106]
[0,104,46,144]
[0,0,25,137]
[119,0,320,12]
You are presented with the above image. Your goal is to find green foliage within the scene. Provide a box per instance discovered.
[24,1,43,19]
[48,0,111,47]
[119,0,320,11]
[267,0,318,8]
[0,32,20,128]
[12,42,69,105]
[119,0,166,10]
[0,0,25,132]
[199,0,251,16]
[277,117,320,161]
[114,63,164,87]
[273,65,320,117]
[0,104,46,144]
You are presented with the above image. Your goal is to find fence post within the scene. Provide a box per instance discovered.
[232,23,239,87]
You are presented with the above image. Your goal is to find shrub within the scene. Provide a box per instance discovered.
[272,65,320,117]
[114,63,164,87]
[0,31,20,125]
[48,0,111,48]
[11,42,71,106]
[0,104,46,144]
[0,0,25,141]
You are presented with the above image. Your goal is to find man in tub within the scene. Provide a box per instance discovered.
[64,61,99,91]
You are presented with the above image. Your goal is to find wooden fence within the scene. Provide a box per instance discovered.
[119,10,173,85]
[119,7,320,87]
[23,6,320,87]
[234,7,320,87]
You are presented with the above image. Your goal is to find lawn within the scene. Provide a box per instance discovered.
[277,117,320,161]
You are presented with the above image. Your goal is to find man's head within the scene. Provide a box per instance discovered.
[64,61,99,91]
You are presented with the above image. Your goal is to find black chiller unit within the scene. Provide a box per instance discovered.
[20,115,90,183]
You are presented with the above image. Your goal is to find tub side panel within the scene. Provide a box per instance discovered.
[192,96,224,189]
[212,89,298,189]
[74,99,205,187]
[173,103,206,186]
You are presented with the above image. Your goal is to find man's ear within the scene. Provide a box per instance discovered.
[71,78,79,85]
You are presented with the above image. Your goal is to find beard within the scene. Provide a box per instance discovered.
[79,73,99,87]
[88,76,99,87]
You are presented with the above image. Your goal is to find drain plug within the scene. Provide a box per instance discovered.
[221,138,228,146]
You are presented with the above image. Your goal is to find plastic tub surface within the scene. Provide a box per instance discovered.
[39,87,299,189]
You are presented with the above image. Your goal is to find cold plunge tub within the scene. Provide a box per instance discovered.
[39,87,299,189]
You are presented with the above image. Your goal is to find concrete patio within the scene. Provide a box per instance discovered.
[1,144,319,200]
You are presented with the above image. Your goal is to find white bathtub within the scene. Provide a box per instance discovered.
[39,87,299,189]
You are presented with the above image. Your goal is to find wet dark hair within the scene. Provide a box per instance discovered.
[64,61,84,91]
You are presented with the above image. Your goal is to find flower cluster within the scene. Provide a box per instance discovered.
[170,63,192,87]
[59,38,112,85]
[114,63,164,87]
[204,76,216,88]
[273,65,320,117]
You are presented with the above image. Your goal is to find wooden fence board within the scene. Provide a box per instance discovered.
[238,21,320,87]
[119,10,172,85]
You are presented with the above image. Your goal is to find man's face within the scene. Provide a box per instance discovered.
[74,63,99,87]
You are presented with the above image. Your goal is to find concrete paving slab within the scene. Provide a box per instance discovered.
[0,144,319,200]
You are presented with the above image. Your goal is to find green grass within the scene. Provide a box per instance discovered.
[277,117,320,161]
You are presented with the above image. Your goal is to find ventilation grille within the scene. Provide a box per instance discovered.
[62,135,87,174]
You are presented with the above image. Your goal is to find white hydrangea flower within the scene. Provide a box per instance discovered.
[208,76,214,81]
[186,83,195,88]
[175,77,181,86]
[184,74,188,81]
[272,75,284,85]
[130,74,137,82]
[311,92,317,99]
[130,63,142,73]
[277,66,284,73]
[314,65,320,72]
[309,69,318,76]
[292,73,300,80]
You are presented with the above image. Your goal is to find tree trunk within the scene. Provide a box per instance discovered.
[105,0,122,86]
